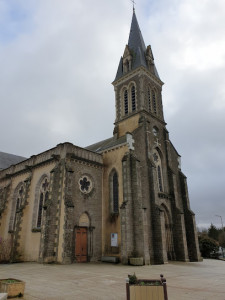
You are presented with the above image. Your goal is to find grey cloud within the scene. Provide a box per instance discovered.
[1,0,225,228]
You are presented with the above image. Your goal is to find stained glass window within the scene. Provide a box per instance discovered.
[157,165,163,192]
[153,150,164,192]
[113,173,119,213]
[80,177,90,192]
[37,193,43,228]
[124,90,128,115]
[79,175,93,194]
[36,177,49,228]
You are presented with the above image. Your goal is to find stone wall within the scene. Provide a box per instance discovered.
[62,154,103,263]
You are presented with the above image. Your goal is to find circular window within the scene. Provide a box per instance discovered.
[152,126,159,136]
[79,175,93,194]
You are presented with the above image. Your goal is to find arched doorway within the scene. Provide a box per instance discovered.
[75,213,90,262]
[160,205,175,261]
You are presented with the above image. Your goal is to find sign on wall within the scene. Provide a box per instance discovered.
[111,233,118,247]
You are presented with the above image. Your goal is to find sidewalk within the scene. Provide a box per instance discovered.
[0,259,225,299]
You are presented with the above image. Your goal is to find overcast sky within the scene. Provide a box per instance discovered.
[1,0,225,229]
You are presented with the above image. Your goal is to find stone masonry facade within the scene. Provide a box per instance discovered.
[0,11,201,265]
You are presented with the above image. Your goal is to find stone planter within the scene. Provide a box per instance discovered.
[129,257,144,266]
[0,279,25,298]
[126,274,168,300]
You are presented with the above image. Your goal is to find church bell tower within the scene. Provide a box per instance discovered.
[111,10,202,265]
[113,10,165,138]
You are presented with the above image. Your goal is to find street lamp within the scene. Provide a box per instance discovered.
[215,215,224,230]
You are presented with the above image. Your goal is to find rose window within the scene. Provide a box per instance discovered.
[79,176,93,194]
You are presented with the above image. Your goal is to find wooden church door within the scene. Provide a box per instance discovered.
[75,227,87,262]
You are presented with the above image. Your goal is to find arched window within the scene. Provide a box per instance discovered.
[131,85,136,112]
[153,149,164,192]
[36,178,49,228]
[121,84,137,116]
[32,175,49,230]
[9,182,25,232]
[113,173,119,213]
[109,170,119,214]
[152,90,157,114]
[148,88,151,112]
[37,193,43,228]
[157,165,163,192]
[124,90,128,115]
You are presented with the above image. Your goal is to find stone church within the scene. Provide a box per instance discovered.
[0,11,201,265]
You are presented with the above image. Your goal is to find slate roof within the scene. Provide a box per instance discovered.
[86,135,127,153]
[114,11,160,81]
[0,151,27,170]
[128,11,147,66]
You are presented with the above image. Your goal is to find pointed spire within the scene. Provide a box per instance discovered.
[128,10,146,55]
[114,11,160,81]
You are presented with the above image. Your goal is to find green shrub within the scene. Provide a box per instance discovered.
[128,273,137,284]
[199,235,219,258]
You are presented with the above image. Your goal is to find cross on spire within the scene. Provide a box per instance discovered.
[130,0,136,11]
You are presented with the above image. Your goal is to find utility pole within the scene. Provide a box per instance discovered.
[215,215,224,229]
[215,215,225,257]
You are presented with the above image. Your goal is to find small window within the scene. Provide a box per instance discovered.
[148,88,151,112]
[113,173,119,213]
[153,126,159,136]
[153,150,164,192]
[131,86,136,111]
[125,60,129,72]
[110,170,119,215]
[157,165,163,192]
[124,90,128,115]
[152,90,157,114]
[37,193,44,228]
[36,177,49,228]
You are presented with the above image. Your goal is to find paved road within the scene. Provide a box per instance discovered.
[0,259,225,299]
